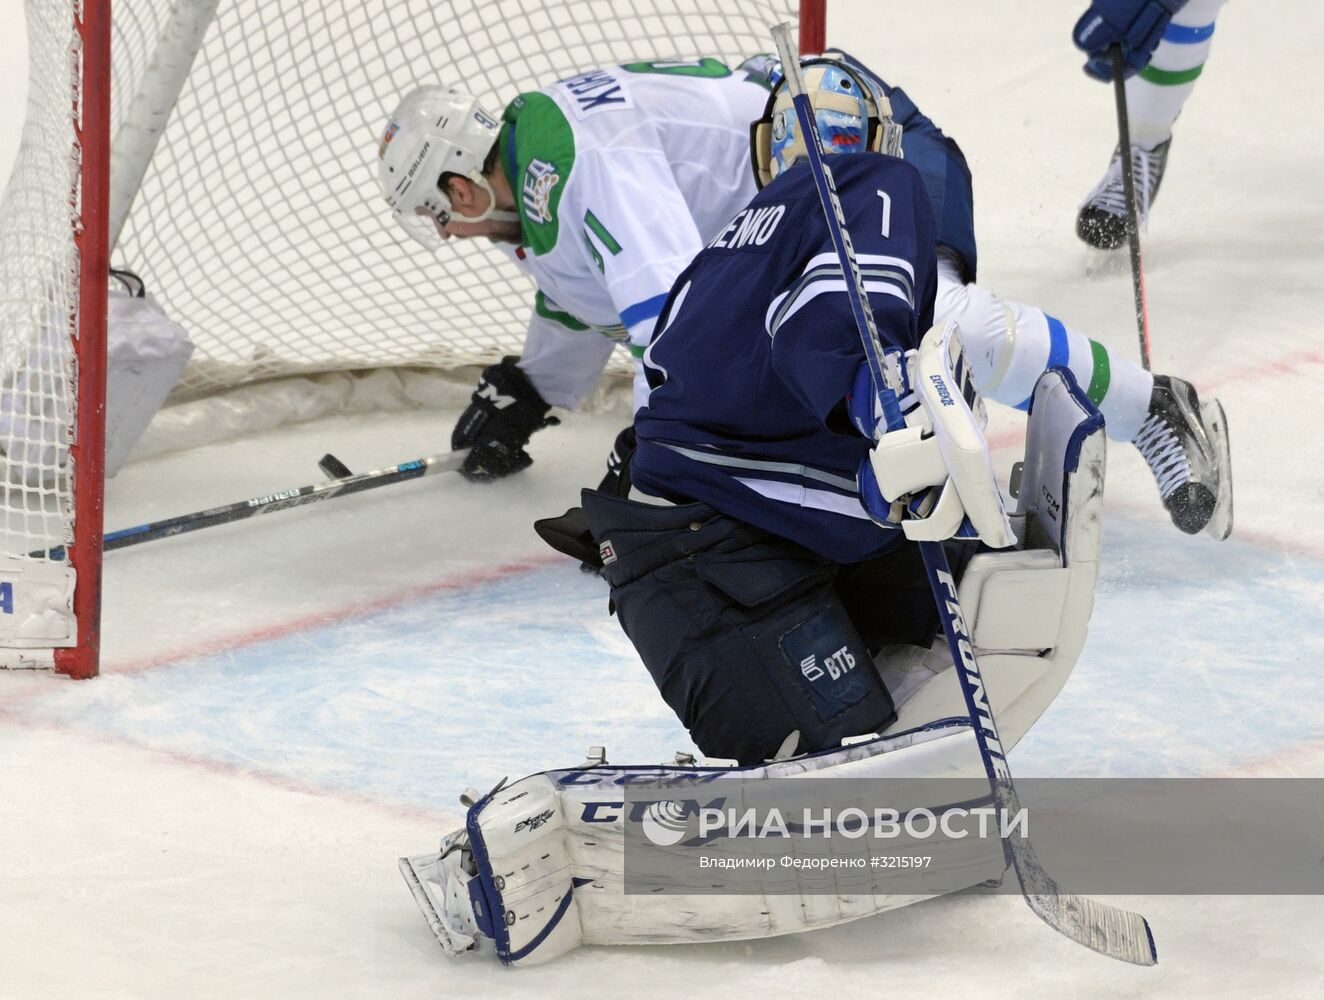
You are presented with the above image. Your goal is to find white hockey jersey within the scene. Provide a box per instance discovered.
[494,57,773,409]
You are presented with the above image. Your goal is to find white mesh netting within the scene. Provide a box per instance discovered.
[110,0,803,398]
[0,1,82,561]
[0,0,805,565]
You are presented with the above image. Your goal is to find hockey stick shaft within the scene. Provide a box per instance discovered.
[770,30,906,407]
[36,450,468,557]
[1110,45,1153,370]
[771,24,1156,965]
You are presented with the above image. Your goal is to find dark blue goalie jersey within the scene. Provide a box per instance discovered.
[631,153,938,563]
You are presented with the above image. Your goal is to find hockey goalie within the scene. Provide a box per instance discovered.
[397,51,1122,966]
[399,342,1107,963]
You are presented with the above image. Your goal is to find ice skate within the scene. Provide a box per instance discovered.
[1077,138,1172,250]
[1131,374,1232,538]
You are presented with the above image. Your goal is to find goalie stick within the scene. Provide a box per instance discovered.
[35,450,469,557]
[1110,44,1153,370]
[770,23,1157,966]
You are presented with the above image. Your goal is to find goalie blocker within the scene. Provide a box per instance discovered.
[399,366,1107,966]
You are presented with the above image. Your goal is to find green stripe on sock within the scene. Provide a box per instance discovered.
[1086,340,1112,404]
[1139,63,1204,86]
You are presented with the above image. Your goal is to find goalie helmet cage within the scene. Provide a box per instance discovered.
[0,0,824,678]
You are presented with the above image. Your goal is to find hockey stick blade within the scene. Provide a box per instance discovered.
[319,453,354,479]
[922,541,1157,966]
[32,449,469,558]
[771,23,1156,965]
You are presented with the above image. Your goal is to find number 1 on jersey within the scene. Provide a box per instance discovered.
[877,189,892,238]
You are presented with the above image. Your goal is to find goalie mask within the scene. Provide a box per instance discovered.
[750,51,904,189]
[377,85,517,251]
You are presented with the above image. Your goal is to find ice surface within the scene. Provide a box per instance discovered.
[3,1,1323,997]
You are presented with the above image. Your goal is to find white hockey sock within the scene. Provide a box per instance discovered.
[1124,0,1228,149]
[934,257,1153,442]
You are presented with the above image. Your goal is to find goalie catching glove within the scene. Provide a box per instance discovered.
[452,356,559,483]
[853,323,1016,547]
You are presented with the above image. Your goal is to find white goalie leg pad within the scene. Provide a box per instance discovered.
[403,721,1006,966]
[884,366,1107,749]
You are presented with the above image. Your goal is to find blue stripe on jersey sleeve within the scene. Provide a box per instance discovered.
[620,292,671,330]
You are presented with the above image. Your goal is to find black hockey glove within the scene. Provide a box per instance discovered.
[596,424,636,496]
[452,356,559,483]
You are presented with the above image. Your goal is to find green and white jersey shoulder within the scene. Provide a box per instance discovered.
[498,58,771,409]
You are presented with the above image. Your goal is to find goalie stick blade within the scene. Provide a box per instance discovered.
[1202,398,1233,541]
[398,854,477,956]
[1025,885,1158,966]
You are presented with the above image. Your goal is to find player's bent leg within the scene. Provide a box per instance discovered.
[934,253,1152,440]
[932,255,1232,536]
[579,491,897,764]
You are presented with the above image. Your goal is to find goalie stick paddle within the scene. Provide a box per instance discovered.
[770,24,1157,965]
[34,450,469,558]
[1110,44,1153,370]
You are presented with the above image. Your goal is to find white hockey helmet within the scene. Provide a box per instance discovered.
[377,85,515,250]
[750,51,904,189]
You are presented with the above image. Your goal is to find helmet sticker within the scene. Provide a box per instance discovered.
[378,120,400,160]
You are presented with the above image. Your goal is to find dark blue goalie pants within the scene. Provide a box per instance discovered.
[582,489,948,765]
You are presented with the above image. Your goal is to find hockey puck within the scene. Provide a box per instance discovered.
[319,453,354,479]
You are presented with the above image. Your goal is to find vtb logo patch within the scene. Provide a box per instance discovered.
[800,645,857,683]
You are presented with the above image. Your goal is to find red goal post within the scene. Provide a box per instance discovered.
[0,0,826,678]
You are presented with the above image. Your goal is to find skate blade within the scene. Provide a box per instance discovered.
[1202,398,1233,540]
[398,853,477,956]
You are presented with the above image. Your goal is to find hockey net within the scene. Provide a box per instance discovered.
[0,0,819,676]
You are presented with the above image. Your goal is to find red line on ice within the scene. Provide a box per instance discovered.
[106,553,565,675]
[0,709,459,827]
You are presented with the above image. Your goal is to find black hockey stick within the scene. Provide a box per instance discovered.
[1110,44,1153,370]
[35,450,468,557]
[771,24,1157,964]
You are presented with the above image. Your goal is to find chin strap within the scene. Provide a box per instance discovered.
[449,173,521,225]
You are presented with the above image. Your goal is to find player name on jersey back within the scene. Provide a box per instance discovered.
[554,68,634,119]
[708,204,787,251]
